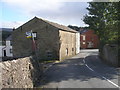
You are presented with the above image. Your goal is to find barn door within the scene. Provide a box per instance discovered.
[4,50,6,57]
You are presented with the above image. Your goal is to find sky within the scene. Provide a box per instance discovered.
[0,0,93,28]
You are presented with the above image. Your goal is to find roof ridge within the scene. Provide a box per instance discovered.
[35,17,77,33]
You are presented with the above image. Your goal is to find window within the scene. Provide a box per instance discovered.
[66,48,68,55]
[47,52,52,57]
[10,49,12,53]
[83,35,85,40]
[46,50,52,58]
[83,42,85,44]
[10,41,12,46]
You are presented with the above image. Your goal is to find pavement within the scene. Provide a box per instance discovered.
[37,49,119,89]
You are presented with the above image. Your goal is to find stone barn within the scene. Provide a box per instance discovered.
[12,17,80,60]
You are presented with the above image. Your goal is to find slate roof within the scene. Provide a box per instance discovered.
[6,35,12,41]
[0,28,13,31]
[35,17,78,33]
[80,29,88,34]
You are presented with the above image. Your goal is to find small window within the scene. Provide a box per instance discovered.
[66,48,68,55]
[10,41,12,45]
[83,35,85,40]
[46,51,52,57]
[47,52,52,57]
[10,49,12,53]
[83,42,85,44]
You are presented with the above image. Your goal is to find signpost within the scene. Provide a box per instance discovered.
[25,30,40,68]
[26,30,37,54]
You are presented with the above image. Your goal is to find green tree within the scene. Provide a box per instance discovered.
[83,2,119,47]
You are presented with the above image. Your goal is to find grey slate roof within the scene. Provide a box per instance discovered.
[6,35,12,41]
[0,28,13,31]
[35,17,78,33]
[80,29,88,34]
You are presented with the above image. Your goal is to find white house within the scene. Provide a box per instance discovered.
[1,35,13,58]
[0,45,5,61]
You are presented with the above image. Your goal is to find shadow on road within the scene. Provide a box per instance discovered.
[85,55,119,80]
[37,56,118,87]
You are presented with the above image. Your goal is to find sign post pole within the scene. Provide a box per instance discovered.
[26,30,38,59]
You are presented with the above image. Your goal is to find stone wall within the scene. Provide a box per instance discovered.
[100,44,119,67]
[0,56,43,88]
[59,30,76,60]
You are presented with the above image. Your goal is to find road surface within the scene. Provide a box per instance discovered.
[38,49,119,88]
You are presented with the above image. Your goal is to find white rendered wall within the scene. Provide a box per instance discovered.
[6,41,13,57]
[76,32,80,54]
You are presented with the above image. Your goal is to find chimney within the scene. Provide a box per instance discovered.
[13,27,15,31]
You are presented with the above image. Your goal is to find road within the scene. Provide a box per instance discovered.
[38,49,119,88]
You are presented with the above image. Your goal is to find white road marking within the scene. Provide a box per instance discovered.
[85,64,94,71]
[83,59,85,63]
[102,76,120,88]
[83,55,120,88]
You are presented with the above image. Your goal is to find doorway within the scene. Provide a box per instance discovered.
[4,50,6,57]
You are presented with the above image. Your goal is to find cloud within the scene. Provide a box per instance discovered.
[2,21,24,28]
[33,2,89,26]
[1,0,64,13]
[1,0,89,27]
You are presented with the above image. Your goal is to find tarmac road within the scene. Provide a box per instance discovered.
[38,49,119,89]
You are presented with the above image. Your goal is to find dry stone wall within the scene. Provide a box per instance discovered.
[101,44,119,67]
[0,57,43,88]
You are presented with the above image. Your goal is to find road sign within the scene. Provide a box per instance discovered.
[26,31,32,38]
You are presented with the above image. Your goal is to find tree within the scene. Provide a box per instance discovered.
[83,2,119,47]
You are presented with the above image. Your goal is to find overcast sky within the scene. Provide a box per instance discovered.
[1,0,93,28]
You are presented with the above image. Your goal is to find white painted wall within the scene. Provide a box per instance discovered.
[76,32,80,54]
[5,41,13,57]
[0,46,5,57]
[0,40,13,58]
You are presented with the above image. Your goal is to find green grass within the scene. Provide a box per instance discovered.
[39,59,59,64]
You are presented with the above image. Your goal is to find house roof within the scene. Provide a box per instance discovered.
[80,29,88,34]
[0,28,13,31]
[35,17,78,33]
[6,35,12,41]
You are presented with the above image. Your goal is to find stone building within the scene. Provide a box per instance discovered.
[12,17,80,60]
